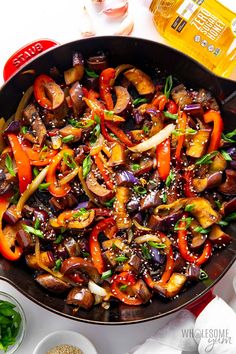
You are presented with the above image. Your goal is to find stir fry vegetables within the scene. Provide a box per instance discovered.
[0,51,235,312]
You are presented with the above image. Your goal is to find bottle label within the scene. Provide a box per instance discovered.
[191,7,226,41]
[177,0,199,21]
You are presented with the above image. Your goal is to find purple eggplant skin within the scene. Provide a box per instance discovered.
[185,264,201,281]
[127,199,140,213]
[148,211,183,232]
[218,170,236,195]
[221,197,236,215]
[173,253,186,272]
[184,103,204,116]
[149,247,166,265]
[140,190,163,211]
[226,147,236,159]
[35,273,71,294]
[4,121,21,134]
[115,170,140,186]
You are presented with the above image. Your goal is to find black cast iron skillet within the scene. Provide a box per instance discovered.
[0,36,235,324]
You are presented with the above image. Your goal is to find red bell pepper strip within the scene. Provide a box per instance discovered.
[152,94,168,111]
[46,149,72,197]
[0,195,22,261]
[177,214,212,265]
[23,146,58,166]
[33,74,54,109]
[99,68,115,110]
[105,121,134,147]
[87,89,100,100]
[111,271,143,305]
[183,169,197,197]
[166,99,178,114]
[203,110,224,153]
[156,138,170,181]
[7,134,32,194]
[89,217,116,274]
[93,154,114,190]
[100,112,116,143]
[33,74,64,110]
[175,111,187,162]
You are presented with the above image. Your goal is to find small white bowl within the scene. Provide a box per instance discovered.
[33,330,97,354]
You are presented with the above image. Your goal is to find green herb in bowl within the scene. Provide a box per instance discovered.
[0,293,25,353]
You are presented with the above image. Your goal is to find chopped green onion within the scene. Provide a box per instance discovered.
[164,75,173,99]
[224,212,236,222]
[104,197,116,208]
[215,200,222,209]
[199,269,208,280]
[61,134,74,143]
[194,226,210,234]
[115,255,128,263]
[220,150,232,161]
[72,208,89,219]
[81,251,90,258]
[174,217,193,231]
[63,152,77,170]
[172,128,197,136]
[5,154,16,177]
[33,167,39,177]
[101,270,112,280]
[68,118,94,129]
[143,125,150,135]
[161,192,167,204]
[23,224,44,238]
[141,245,151,260]
[184,204,195,212]
[131,164,140,171]
[41,145,48,152]
[195,151,218,165]
[163,111,178,120]
[34,218,40,230]
[54,235,63,244]
[10,190,20,205]
[148,241,166,249]
[21,126,28,134]
[82,155,92,178]
[0,300,22,352]
[133,98,148,106]
[104,110,114,116]
[38,182,51,190]
[217,220,228,227]
[165,170,175,187]
[54,259,62,271]
[222,129,236,142]
[90,121,101,144]
[85,68,99,78]
[133,186,147,195]
[120,284,128,291]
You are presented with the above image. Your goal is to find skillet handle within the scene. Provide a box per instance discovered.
[3,39,59,82]
[186,289,215,317]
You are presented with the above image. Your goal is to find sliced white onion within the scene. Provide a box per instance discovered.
[129,124,175,152]
[88,280,107,297]
[134,234,161,244]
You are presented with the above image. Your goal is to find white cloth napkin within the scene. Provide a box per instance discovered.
[127,294,236,354]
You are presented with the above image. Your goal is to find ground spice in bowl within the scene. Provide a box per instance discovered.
[46,344,83,354]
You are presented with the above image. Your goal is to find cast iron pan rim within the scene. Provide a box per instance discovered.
[1,35,236,89]
[0,35,235,324]
[1,254,235,325]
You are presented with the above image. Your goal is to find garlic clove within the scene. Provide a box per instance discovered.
[114,14,134,36]
[79,6,96,38]
[102,0,128,17]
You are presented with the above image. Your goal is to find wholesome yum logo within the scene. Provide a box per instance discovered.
[181,328,232,352]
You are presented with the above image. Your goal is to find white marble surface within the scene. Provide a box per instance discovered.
[0,1,235,353]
